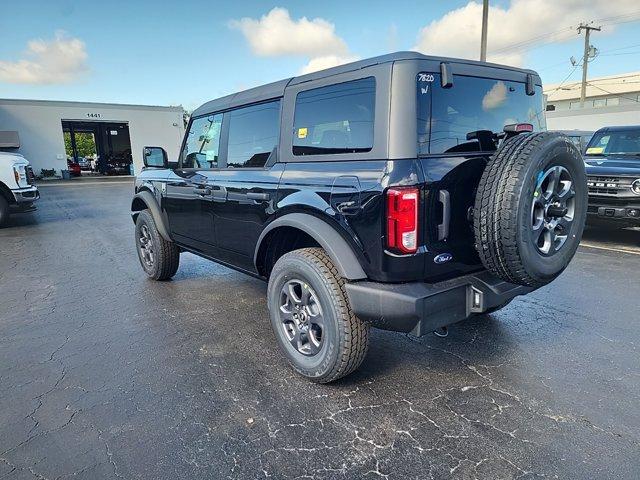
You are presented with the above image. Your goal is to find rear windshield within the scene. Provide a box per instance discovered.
[586,129,640,156]
[417,73,546,155]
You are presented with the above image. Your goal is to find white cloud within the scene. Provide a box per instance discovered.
[229,7,348,57]
[0,31,88,85]
[482,81,507,110]
[299,54,360,75]
[413,0,638,66]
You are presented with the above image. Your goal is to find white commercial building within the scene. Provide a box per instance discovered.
[0,99,185,175]
[544,72,640,131]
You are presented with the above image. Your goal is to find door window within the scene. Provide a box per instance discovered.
[293,77,375,156]
[225,100,281,168]
[181,114,222,168]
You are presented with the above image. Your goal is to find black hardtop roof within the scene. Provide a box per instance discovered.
[192,51,540,117]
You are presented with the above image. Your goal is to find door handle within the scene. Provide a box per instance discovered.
[246,192,270,201]
[193,187,211,196]
[437,190,450,241]
[336,201,360,214]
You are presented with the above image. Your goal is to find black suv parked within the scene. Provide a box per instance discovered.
[132,52,587,382]
[584,125,640,227]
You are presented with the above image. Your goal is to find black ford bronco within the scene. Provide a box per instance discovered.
[584,125,640,227]
[132,52,587,383]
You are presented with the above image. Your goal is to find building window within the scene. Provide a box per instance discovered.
[606,97,620,106]
[293,77,375,156]
[225,100,281,168]
[569,101,582,109]
[593,98,606,108]
[546,104,556,111]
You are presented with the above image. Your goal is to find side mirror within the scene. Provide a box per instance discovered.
[143,146,168,168]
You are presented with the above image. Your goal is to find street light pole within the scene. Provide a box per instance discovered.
[480,0,489,62]
[577,23,601,107]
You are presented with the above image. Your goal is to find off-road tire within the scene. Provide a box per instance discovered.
[267,247,369,383]
[474,132,587,287]
[135,209,180,280]
[0,195,9,228]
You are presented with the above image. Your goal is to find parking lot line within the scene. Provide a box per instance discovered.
[580,242,640,255]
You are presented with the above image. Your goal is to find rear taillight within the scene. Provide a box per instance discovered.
[386,187,419,254]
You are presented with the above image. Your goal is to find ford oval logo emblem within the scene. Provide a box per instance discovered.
[434,253,453,264]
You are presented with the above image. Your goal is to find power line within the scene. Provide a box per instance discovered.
[489,27,573,55]
[537,59,575,72]
[488,10,640,56]
[592,10,640,24]
[586,82,640,102]
[547,65,581,92]
[598,42,640,54]
[599,51,640,57]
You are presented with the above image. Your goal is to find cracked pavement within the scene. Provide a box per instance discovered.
[1,180,639,479]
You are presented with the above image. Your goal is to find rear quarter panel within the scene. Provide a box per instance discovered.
[277,159,427,282]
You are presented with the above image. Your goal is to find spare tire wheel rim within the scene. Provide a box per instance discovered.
[531,165,576,256]
[279,279,324,356]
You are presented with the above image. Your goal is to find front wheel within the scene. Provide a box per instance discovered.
[135,209,180,280]
[267,248,369,383]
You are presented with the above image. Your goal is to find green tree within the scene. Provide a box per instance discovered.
[63,131,97,158]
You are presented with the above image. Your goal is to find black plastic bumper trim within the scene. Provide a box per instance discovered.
[345,271,534,336]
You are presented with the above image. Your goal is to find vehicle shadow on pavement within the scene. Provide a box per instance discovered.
[333,312,511,384]
[2,214,40,228]
[582,225,640,248]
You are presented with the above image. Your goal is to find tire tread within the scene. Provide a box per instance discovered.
[136,210,180,281]
[474,132,570,287]
[272,247,369,383]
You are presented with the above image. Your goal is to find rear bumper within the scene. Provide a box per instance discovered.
[345,271,534,336]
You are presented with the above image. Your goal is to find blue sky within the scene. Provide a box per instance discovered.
[1,0,639,110]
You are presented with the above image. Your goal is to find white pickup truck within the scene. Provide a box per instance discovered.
[0,151,39,227]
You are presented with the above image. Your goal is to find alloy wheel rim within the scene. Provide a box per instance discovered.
[531,165,576,255]
[139,224,155,268]
[279,279,324,356]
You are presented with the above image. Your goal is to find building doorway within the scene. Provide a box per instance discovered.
[62,121,133,175]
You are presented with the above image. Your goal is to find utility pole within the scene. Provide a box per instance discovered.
[480,0,489,62]
[577,23,601,107]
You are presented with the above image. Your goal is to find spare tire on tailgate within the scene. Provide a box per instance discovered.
[474,132,587,288]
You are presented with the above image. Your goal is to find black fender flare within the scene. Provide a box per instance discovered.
[254,213,367,280]
[131,190,172,242]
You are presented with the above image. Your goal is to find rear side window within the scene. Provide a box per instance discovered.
[293,77,375,156]
[182,114,223,168]
[225,100,281,168]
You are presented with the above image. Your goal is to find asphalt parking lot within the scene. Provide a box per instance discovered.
[1,180,639,480]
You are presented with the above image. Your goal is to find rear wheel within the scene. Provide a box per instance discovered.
[0,196,8,227]
[474,132,587,287]
[135,209,180,280]
[267,248,369,383]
